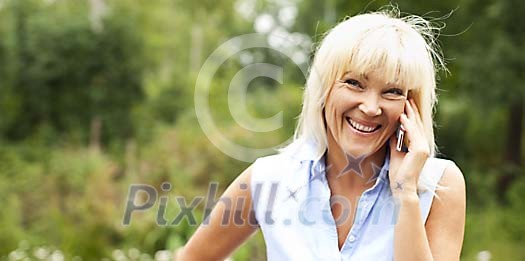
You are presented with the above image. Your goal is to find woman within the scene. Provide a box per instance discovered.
[179,8,466,261]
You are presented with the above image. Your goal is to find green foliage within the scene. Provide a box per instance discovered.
[0,0,145,145]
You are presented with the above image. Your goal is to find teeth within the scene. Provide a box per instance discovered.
[348,118,377,133]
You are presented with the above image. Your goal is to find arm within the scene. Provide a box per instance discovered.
[393,163,466,261]
[177,165,259,260]
[389,99,466,260]
[425,163,466,260]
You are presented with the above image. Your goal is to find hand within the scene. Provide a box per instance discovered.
[388,99,430,196]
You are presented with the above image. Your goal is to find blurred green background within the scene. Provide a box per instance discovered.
[0,0,523,260]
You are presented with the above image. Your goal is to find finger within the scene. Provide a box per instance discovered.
[399,113,414,130]
[400,112,430,153]
[399,113,419,142]
[405,99,424,137]
[409,99,424,129]
[389,135,404,165]
[404,100,423,135]
[405,99,416,120]
[409,99,421,117]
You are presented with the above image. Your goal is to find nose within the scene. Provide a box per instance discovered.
[358,95,382,116]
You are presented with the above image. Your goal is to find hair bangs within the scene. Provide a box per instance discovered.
[337,26,429,92]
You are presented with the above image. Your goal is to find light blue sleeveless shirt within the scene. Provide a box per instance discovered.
[250,140,453,260]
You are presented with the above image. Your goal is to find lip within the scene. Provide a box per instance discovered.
[345,117,382,136]
[346,117,381,128]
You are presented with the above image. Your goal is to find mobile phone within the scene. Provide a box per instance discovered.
[396,92,412,152]
[395,125,408,152]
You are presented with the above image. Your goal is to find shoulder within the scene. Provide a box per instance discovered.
[436,160,466,197]
[426,158,466,218]
[424,157,455,171]
[423,158,465,198]
[254,152,291,166]
[251,139,319,186]
[418,157,459,191]
[251,152,301,181]
[425,160,466,260]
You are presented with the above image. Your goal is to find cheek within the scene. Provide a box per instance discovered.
[324,93,342,119]
[328,90,353,112]
[324,92,348,133]
[324,103,339,133]
[393,107,405,118]
[385,103,405,126]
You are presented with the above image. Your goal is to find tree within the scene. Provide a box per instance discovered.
[0,0,146,147]
[456,0,524,199]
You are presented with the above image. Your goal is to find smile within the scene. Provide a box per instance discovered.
[346,117,382,134]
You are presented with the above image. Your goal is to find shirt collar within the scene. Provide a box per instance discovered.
[284,138,321,163]
[377,149,390,183]
[285,138,391,184]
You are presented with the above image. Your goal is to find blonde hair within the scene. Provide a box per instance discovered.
[288,8,448,193]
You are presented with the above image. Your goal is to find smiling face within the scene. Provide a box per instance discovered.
[295,13,441,160]
[324,70,409,158]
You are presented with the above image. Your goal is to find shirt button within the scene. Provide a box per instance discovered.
[348,235,356,242]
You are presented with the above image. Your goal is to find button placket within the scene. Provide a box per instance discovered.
[342,184,384,254]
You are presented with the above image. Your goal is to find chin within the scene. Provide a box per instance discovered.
[351,148,375,158]
[339,140,371,157]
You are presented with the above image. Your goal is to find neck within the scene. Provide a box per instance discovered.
[325,136,386,192]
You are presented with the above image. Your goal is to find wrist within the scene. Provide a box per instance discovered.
[390,179,417,195]
[392,189,419,202]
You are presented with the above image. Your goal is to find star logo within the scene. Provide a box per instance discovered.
[284,159,332,202]
[394,181,403,191]
[336,153,366,179]
[310,162,331,183]
[365,162,383,185]
[285,187,300,202]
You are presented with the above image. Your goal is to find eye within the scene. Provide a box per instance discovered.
[342,79,363,89]
[385,88,405,96]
